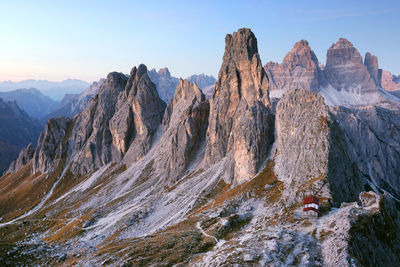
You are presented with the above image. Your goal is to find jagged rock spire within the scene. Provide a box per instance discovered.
[205,28,273,183]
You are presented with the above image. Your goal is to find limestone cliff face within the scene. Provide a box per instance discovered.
[159,79,209,182]
[381,70,400,94]
[33,117,72,174]
[331,105,400,198]
[324,38,378,95]
[10,65,166,175]
[205,28,273,183]
[364,52,381,87]
[6,143,35,174]
[115,65,166,164]
[274,89,362,206]
[265,40,325,97]
[69,72,128,174]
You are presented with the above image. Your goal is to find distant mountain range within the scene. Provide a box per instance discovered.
[264,38,400,106]
[0,88,60,119]
[0,98,42,175]
[0,79,90,100]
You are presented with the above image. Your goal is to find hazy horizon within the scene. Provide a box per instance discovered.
[1,0,399,82]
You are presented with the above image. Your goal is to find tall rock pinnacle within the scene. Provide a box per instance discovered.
[205,28,273,183]
[364,52,382,87]
[265,39,325,97]
[111,64,166,164]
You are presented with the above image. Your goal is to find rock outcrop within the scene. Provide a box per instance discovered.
[7,143,35,174]
[331,105,400,198]
[148,67,179,103]
[381,70,400,95]
[274,89,362,205]
[205,28,274,183]
[32,117,72,174]
[69,72,128,174]
[159,79,209,182]
[265,40,325,98]
[324,38,378,95]
[364,52,381,87]
[9,65,166,175]
[113,64,166,164]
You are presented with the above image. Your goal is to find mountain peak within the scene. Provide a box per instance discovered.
[158,67,171,78]
[206,28,272,182]
[224,28,258,62]
[330,37,354,49]
[325,38,377,95]
[265,39,323,95]
[292,39,310,49]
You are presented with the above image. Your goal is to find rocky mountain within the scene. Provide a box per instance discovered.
[323,38,379,102]
[265,40,325,98]
[381,70,400,97]
[186,73,216,97]
[0,99,42,175]
[0,88,60,119]
[41,79,105,122]
[0,79,90,101]
[265,38,400,107]
[1,28,400,266]
[205,28,273,183]
[364,52,381,87]
[147,67,179,103]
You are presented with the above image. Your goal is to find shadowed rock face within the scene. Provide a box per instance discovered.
[69,72,129,174]
[325,38,378,95]
[274,89,362,206]
[330,105,400,198]
[116,65,166,164]
[160,79,209,182]
[33,117,72,174]
[205,28,273,183]
[364,52,381,87]
[265,40,325,96]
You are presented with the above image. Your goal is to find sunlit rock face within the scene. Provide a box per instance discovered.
[205,28,274,183]
[324,38,378,95]
[274,88,362,206]
[265,39,325,98]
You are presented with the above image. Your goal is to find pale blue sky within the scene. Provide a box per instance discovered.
[0,0,399,82]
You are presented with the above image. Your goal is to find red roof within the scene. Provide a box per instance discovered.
[303,196,319,205]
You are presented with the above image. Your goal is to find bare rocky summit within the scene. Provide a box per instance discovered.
[324,38,378,95]
[265,40,325,98]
